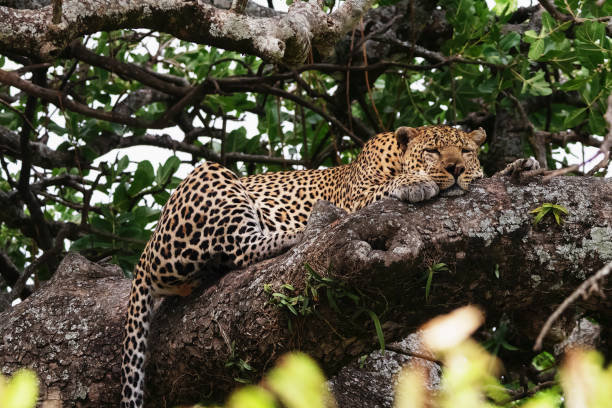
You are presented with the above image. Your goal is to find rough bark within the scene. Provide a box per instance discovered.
[0,0,374,64]
[0,176,611,407]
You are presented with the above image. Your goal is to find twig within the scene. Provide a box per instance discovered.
[534,261,612,351]
[499,380,557,404]
[385,344,442,365]
[359,19,385,132]
[537,0,572,22]
[541,164,580,182]
[504,92,547,168]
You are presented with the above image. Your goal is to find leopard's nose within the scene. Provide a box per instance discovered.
[445,163,465,178]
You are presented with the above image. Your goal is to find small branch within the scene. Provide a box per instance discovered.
[541,164,579,182]
[251,83,364,146]
[385,344,441,365]
[534,261,612,351]
[118,133,307,166]
[504,92,547,168]
[537,0,572,22]
[536,129,602,148]
[69,42,186,97]
[38,190,104,215]
[500,380,557,404]
[0,68,164,129]
[17,68,54,251]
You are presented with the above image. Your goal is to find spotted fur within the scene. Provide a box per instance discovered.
[120,125,486,407]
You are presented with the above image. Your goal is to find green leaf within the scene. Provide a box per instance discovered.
[532,208,550,225]
[532,351,555,371]
[501,340,520,351]
[492,0,517,16]
[523,71,552,96]
[153,190,171,206]
[560,78,588,91]
[128,160,154,195]
[366,309,385,352]
[156,156,181,185]
[326,288,341,314]
[116,155,130,173]
[425,269,434,301]
[113,183,130,207]
[576,21,606,45]
[588,109,607,135]
[523,30,540,42]
[528,39,545,60]
[563,107,587,128]
[499,32,520,52]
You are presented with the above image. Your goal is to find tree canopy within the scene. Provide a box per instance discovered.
[0,0,610,310]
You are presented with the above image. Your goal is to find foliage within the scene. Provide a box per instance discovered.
[481,321,519,356]
[200,307,612,408]
[425,262,449,302]
[225,341,256,384]
[264,264,386,352]
[0,370,38,408]
[530,203,569,225]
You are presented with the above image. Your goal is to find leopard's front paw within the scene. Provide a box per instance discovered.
[496,158,541,177]
[391,179,439,203]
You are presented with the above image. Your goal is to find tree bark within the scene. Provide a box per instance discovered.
[0,176,610,407]
[0,0,374,64]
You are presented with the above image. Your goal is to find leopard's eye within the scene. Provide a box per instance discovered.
[462,149,472,154]
[424,148,438,154]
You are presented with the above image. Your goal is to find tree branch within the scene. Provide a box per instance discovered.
[0,176,610,406]
[0,0,375,65]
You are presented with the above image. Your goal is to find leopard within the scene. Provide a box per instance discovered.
[120,124,487,407]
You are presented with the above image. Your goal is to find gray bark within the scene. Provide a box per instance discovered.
[0,176,610,407]
[0,0,373,64]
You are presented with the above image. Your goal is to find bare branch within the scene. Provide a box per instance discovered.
[0,251,32,299]
[537,0,572,22]
[534,260,612,351]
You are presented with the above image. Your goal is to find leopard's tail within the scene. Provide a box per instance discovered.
[120,264,153,408]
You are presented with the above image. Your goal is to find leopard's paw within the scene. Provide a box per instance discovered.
[496,158,541,177]
[391,179,439,203]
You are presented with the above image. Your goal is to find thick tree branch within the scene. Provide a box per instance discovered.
[0,0,374,64]
[0,176,610,406]
[15,67,54,250]
[0,125,84,168]
[0,251,32,301]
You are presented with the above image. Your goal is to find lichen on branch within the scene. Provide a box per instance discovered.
[0,0,375,64]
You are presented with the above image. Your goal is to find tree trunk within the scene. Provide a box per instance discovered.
[1,176,610,407]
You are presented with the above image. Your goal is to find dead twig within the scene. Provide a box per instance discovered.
[534,261,612,351]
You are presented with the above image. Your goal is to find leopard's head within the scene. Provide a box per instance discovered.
[395,125,486,191]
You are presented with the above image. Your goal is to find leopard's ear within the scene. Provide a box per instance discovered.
[468,127,486,146]
[394,127,419,152]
